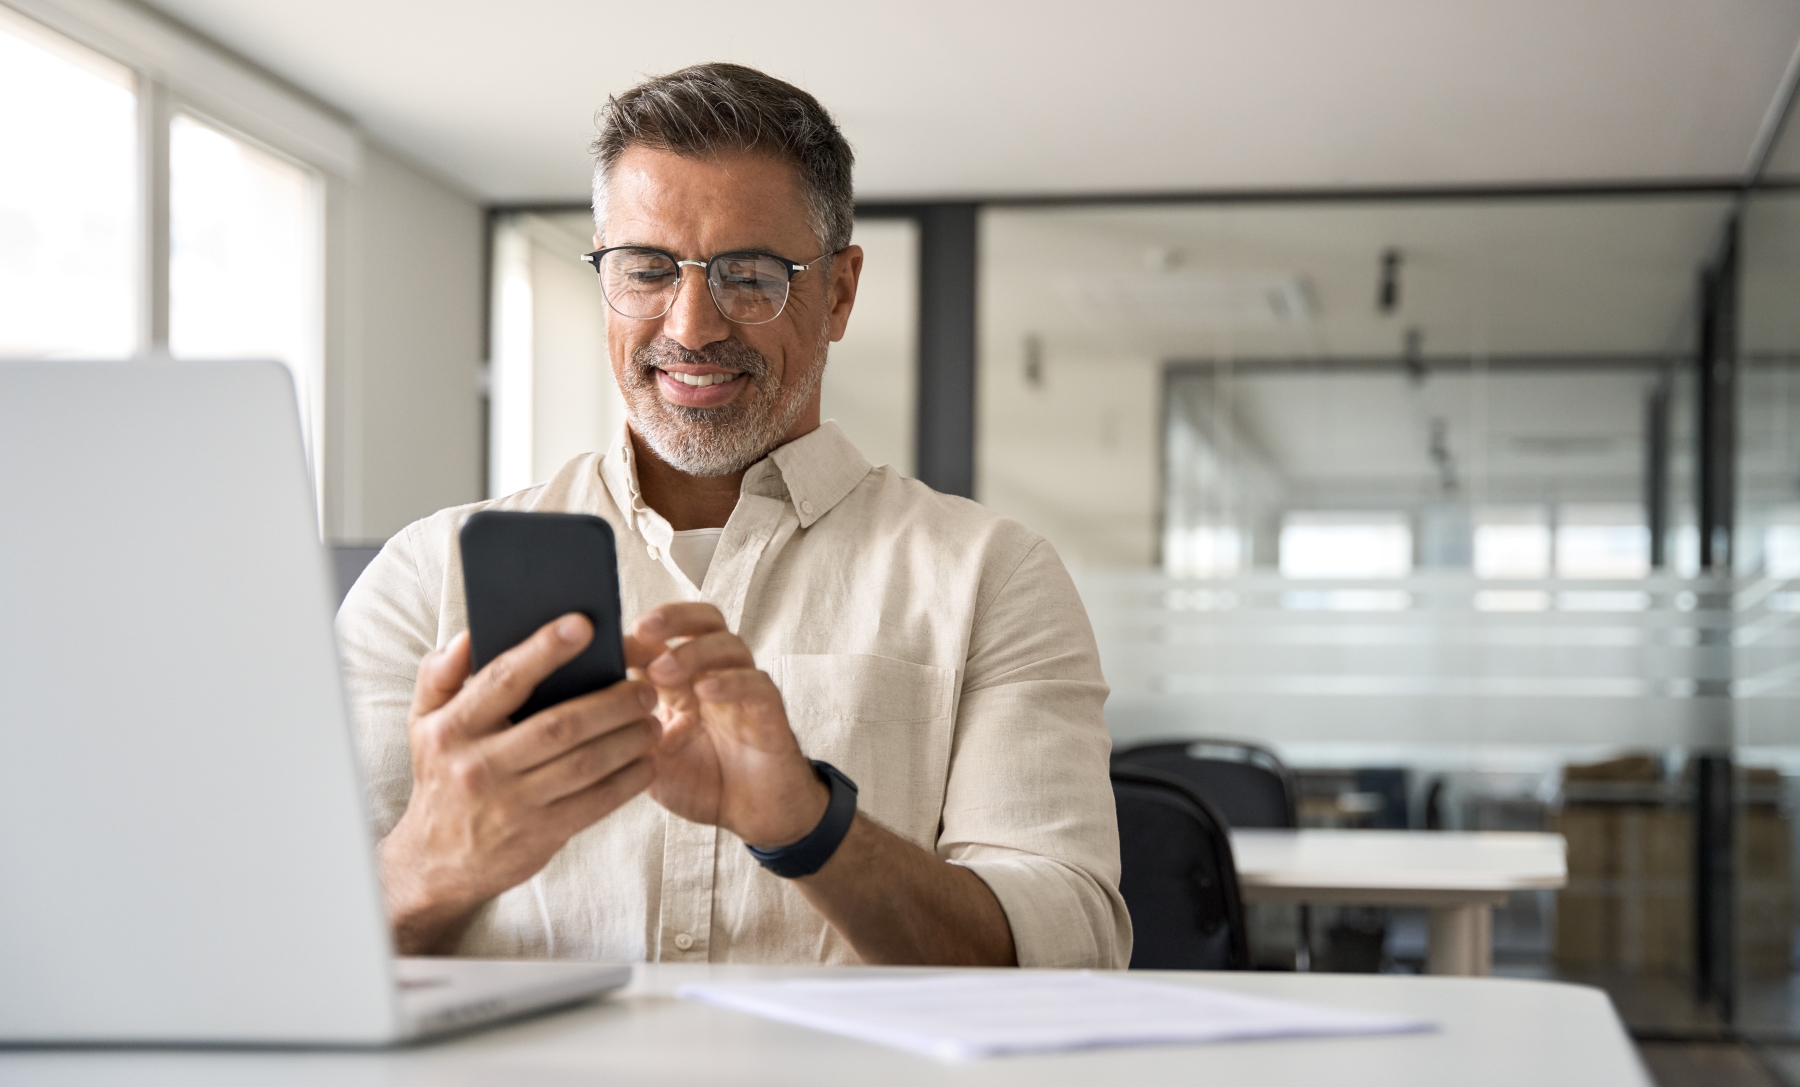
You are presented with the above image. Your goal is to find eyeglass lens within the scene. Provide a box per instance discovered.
[597,249,792,325]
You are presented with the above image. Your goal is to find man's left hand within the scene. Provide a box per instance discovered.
[633,602,829,849]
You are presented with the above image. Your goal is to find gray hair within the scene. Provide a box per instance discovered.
[590,63,855,255]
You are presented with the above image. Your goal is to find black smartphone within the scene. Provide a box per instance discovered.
[459,510,628,722]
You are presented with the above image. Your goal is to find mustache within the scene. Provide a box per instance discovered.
[633,337,771,381]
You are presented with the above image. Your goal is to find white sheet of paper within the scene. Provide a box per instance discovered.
[677,972,1435,1061]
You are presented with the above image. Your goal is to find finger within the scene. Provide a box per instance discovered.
[486,678,660,773]
[646,630,756,686]
[409,632,471,720]
[692,666,781,706]
[623,632,658,671]
[691,668,795,751]
[441,613,592,739]
[631,601,729,648]
[520,718,660,803]
[543,756,657,839]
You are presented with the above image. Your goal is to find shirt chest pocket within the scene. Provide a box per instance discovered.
[766,654,959,852]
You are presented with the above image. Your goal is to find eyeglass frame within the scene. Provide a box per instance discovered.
[579,245,835,326]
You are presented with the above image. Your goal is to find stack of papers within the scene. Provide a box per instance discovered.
[678,972,1434,1061]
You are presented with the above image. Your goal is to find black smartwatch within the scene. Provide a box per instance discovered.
[745,760,859,879]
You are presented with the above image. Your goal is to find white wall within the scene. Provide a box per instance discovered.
[324,143,485,541]
[526,213,623,483]
[822,218,917,474]
[486,210,622,497]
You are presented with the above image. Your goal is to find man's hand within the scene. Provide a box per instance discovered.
[634,602,828,850]
[633,602,1015,966]
[379,614,660,954]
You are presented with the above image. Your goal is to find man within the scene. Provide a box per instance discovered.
[339,62,1129,969]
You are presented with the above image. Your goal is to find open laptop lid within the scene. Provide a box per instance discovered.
[0,360,400,1044]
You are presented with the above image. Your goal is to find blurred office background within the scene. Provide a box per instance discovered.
[5,0,1800,1077]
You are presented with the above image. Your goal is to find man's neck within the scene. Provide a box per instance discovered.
[629,429,744,531]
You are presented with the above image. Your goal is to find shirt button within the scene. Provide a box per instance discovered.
[647,545,660,561]
[673,932,695,951]
[800,499,814,515]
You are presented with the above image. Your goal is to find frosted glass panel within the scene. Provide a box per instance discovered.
[0,8,136,358]
[169,114,320,455]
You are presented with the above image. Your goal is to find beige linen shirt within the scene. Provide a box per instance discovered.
[337,421,1130,969]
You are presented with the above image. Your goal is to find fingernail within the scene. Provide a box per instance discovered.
[648,655,677,681]
[637,684,658,711]
[556,614,587,642]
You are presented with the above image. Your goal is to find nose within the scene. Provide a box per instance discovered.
[660,263,731,351]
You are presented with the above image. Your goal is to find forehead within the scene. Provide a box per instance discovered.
[604,146,813,251]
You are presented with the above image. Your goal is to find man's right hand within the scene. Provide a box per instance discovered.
[377,614,659,954]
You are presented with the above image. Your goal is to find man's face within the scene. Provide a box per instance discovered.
[599,147,862,477]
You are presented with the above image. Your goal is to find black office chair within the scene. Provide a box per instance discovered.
[1112,738,1309,969]
[1111,739,1297,829]
[1112,766,1251,971]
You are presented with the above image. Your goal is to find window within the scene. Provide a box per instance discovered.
[1278,512,1412,579]
[1555,503,1650,579]
[1767,520,1800,578]
[1474,506,1552,579]
[169,113,321,461]
[0,7,136,358]
[1165,525,1244,579]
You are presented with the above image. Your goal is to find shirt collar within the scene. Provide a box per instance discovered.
[600,420,873,535]
[600,423,668,547]
[764,421,873,528]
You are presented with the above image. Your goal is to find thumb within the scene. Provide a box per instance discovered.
[409,631,471,720]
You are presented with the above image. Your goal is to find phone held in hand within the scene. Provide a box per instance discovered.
[459,510,628,722]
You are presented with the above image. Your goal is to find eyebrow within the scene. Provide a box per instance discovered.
[607,242,794,257]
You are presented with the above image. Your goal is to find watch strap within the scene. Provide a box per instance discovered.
[745,760,859,879]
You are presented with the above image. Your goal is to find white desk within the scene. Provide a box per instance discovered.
[0,964,1645,1086]
[1230,829,1569,976]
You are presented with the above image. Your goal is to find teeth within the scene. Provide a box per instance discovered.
[668,371,736,387]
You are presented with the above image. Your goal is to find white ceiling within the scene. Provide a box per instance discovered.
[980,197,1735,361]
[139,0,1800,203]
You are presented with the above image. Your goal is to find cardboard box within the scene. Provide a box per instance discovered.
[1554,758,1792,979]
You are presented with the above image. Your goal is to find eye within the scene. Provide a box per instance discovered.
[606,249,678,286]
[716,256,781,289]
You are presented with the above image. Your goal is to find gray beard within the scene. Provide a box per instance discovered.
[623,336,826,477]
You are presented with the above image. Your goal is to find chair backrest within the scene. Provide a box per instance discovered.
[1112,739,1297,829]
[1112,766,1251,971]
[330,544,383,606]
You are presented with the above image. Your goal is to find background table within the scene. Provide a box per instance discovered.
[0,963,1644,1086]
[1230,829,1569,976]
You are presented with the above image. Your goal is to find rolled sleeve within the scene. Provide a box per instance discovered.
[334,523,438,838]
[938,539,1133,969]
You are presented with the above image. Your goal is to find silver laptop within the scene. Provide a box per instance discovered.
[0,359,630,1045]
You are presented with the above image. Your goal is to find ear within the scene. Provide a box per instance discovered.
[825,245,864,344]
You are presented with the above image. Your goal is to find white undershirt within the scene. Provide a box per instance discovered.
[668,527,726,588]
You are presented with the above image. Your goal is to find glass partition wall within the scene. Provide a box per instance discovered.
[979,192,1798,1031]
[1738,180,1800,1038]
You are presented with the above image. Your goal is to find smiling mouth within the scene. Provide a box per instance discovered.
[660,370,742,388]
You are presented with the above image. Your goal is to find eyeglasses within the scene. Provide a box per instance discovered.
[581,246,826,325]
